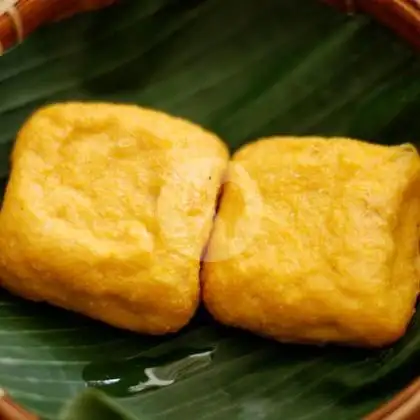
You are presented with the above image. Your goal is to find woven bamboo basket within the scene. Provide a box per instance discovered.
[1,0,419,53]
[0,1,420,420]
[0,0,117,54]
[324,0,420,49]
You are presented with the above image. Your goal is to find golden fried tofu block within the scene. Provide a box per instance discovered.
[203,137,420,347]
[0,102,228,334]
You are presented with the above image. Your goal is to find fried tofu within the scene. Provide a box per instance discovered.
[203,137,420,347]
[0,102,228,334]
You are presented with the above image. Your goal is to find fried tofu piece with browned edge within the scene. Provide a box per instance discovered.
[203,137,420,347]
[0,102,228,334]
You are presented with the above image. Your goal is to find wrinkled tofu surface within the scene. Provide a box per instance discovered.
[0,102,229,334]
[203,137,420,347]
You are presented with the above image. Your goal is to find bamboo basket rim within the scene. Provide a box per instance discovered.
[324,0,420,50]
[0,0,117,54]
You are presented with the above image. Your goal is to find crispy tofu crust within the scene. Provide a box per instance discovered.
[203,137,420,347]
[0,102,229,334]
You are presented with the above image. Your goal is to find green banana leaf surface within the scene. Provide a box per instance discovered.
[1,0,420,419]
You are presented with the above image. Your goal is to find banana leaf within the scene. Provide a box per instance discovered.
[1,1,420,419]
